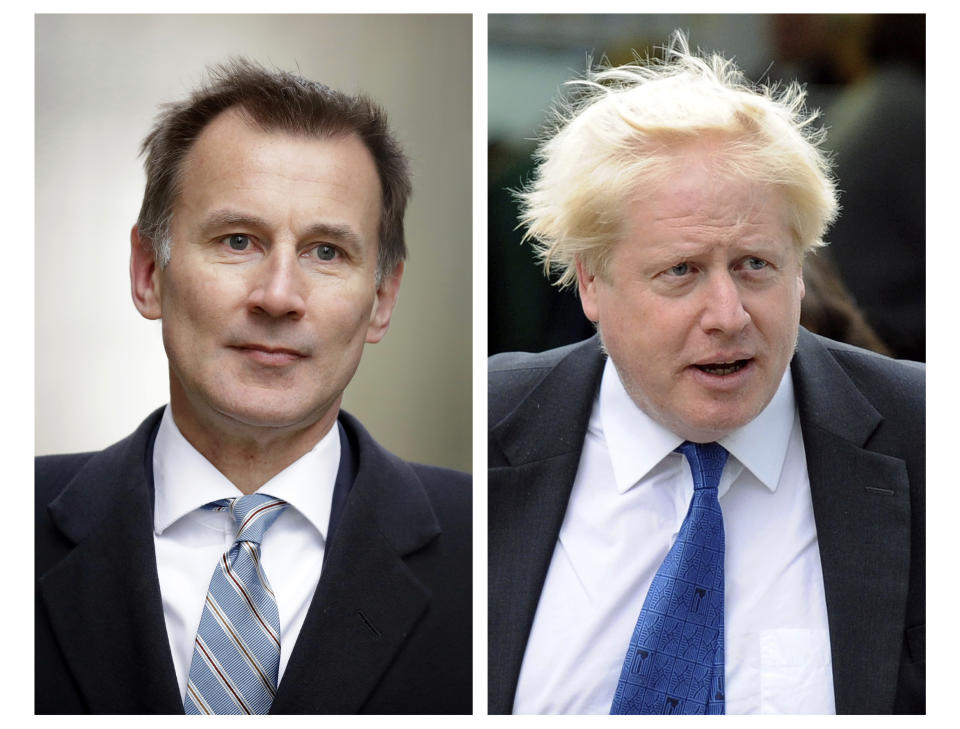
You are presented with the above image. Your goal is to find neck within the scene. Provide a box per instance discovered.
[169,392,339,495]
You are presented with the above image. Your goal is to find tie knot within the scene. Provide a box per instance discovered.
[206,493,288,546]
[675,441,728,491]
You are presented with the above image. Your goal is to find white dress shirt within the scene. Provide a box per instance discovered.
[514,358,836,714]
[152,406,338,701]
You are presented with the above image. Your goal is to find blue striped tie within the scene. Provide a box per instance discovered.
[610,441,728,715]
[184,493,288,715]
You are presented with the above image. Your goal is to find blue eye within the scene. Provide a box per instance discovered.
[746,257,768,270]
[669,262,690,276]
[227,234,251,251]
[315,244,337,261]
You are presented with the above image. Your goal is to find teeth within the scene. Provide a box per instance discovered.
[698,360,745,375]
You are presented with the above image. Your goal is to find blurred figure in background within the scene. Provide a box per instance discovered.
[801,254,891,356]
[771,14,925,361]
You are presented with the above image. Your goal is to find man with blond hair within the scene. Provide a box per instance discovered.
[488,34,923,715]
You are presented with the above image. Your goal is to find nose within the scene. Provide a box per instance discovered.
[246,249,307,320]
[700,270,750,334]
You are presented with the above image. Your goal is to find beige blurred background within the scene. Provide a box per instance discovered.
[35,14,472,472]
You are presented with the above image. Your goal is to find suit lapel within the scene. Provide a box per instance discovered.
[488,337,605,714]
[490,331,913,714]
[792,329,912,714]
[38,411,183,714]
[270,413,441,714]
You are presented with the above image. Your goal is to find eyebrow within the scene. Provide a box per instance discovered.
[199,209,365,251]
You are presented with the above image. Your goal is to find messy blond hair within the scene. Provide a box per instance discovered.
[517,31,839,288]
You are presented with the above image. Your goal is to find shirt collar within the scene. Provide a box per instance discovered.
[600,358,796,495]
[153,405,340,540]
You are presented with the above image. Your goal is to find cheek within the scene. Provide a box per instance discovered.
[600,294,687,373]
[309,285,377,339]
[784,273,806,315]
[752,286,802,350]
[163,269,237,331]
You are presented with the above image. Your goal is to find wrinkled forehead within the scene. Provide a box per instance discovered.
[171,110,383,250]
[176,106,381,196]
[621,148,799,247]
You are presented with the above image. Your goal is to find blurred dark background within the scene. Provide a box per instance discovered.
[488,14,925,362]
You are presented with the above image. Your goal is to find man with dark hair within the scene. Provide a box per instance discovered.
[36,60,471,715]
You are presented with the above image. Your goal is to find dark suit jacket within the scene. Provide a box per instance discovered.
[36,408,472,714]
[488,328,924,714]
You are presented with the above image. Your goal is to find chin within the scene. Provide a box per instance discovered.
[211,396,327,432]
[680,406,762,442]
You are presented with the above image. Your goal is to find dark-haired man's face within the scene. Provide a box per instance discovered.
[133,109,401,445]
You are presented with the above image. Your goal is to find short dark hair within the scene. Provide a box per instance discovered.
[136,58,410,279]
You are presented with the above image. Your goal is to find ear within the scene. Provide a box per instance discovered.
[130,225,163,320]
[366,261,404,343]
[576,256,601,322]
[797,268,806,301]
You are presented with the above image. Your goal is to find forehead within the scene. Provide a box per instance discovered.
[175,109,382,242]
[622,153,792,254]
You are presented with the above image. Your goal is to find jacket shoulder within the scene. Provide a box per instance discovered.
[34,408,164,539]
[407,463,472,560]
[488,338,601,426]
[339,410,471,541]
[806,332,924,420]
[409,462,471,502]
[35,452,97,513]
[488,340,588,373]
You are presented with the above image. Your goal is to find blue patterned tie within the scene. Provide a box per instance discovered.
[610,441,728,715]
[184,493,288,715]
